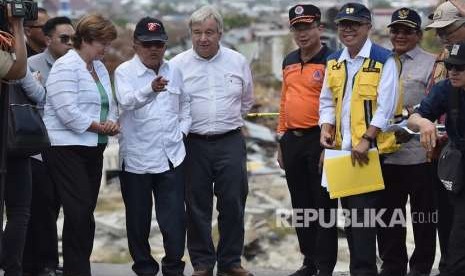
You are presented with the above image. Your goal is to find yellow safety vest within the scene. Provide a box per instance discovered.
[326,44,402,154]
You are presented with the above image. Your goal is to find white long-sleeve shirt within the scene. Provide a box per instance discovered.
[319,39,399,150]
[170,45,254,135]
[114,55,191,174]
[18,68,46,107]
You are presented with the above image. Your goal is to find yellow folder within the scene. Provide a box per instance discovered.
[323,149,384,199]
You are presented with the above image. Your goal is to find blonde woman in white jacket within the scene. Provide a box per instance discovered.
[43,14,118,276]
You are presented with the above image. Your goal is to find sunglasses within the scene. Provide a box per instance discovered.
[445,62,465,72]
[58,34,73,44]
[136,41,166,49]
[28,25,44,29]
[437,22,465,38]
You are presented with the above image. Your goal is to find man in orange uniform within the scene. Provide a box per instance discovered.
[276,4,337,276]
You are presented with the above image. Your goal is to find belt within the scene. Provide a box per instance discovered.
[188,128,241,141]
[287,126,320,137]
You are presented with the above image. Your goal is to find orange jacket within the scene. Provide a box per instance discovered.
[277,45,332,133]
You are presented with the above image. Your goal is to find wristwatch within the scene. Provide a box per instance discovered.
[362,133,375,143]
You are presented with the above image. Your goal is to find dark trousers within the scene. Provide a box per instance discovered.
[432,160,454,273]
[377,163,436,275]
[119,163,186,276]
[279,129,338,274]
[23,157,60,274]
[185,131,248,271]
[341,189,381,276]
[44,145,105,276]
[0,156,32,276]
[442,189,465,276]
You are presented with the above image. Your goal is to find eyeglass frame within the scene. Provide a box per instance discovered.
[26,25,44,29]
[134,40,166,49]
[437,21,465,38]
[389,27,419,36]
[57,34,73,44]
[336,21,370,31]
[445,62,465,72]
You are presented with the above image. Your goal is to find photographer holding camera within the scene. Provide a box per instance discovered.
[0,2,37,276]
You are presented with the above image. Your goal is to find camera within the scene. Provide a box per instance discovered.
[0,0,38,21]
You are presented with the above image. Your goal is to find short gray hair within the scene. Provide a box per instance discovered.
[189,5,224,33]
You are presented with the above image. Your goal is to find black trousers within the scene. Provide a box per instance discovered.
[279,129,338,274]
[377,163,436,275]
[1,156,32,276]
[119,163,186,276]
[185,131,248,271]
[23,157,60,274]
[441,158,465,276]
[341,189,381,276]
[44,145,105,276]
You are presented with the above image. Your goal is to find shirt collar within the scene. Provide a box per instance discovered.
[401,45,421,60]
[338,38,372,62]
[43,48,56,67]
[298,44,329,64]
[133,54,168,77]
[192,44,222,62]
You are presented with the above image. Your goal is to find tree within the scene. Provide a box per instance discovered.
[223,14,253,31]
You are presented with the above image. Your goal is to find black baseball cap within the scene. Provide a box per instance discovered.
[134,17,168,42]
[445,43,465,65]
[335,3,371,23]
[388,8,421,30]
[289,4,321,26]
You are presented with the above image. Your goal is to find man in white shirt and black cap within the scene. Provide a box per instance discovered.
[114,17,191,276]
[171,5,254,276]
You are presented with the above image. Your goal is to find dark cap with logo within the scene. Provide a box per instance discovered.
[335,2,371,23]
[388,8,421,29]
[445,43,465,65]
[134,17,168,42]
[289,4,321,26]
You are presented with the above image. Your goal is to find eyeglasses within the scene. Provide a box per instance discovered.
[437,22,465,38]
[445,62,465,72]
[136,41,166,49]
[390,28,417,36]
[27,25,44,29]
[336,21,369,31]
[58,34,73,44]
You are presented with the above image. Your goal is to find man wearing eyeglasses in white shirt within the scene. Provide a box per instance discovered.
[170,5,254,276]
[114,17,191,276]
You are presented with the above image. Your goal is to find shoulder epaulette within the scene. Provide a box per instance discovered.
[327,49,343,62]
[370,44,392,64]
